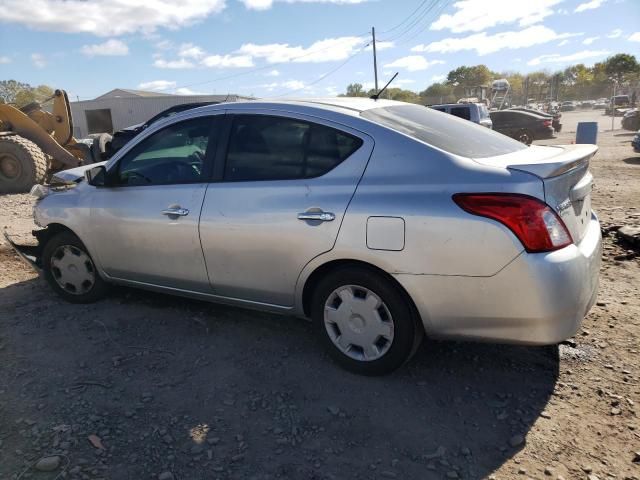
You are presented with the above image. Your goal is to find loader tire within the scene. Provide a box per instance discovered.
[0,135,48,194]
[91,133,112,164]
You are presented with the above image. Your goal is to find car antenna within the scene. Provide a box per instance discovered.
[370,72,398,100]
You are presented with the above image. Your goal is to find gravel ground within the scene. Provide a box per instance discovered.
[0,110,639,480]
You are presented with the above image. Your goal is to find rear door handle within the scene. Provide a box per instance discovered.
[162,207,190,217]
[297,211,335,222]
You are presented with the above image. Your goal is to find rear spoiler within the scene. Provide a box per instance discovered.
[506,144,597,179]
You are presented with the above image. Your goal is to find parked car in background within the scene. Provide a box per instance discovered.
[632,130,640,153]
[509,107,562,132]
[606,95,632,116]
[594,98,609,109]
[489,109,555,144]
[428,103,493,128]
[105,102,217,159]
[560,101,576,111]
[8,99,601,375]
[622,109,640,131]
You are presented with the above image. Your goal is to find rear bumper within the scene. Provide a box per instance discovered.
[395,214,602,345]
[536,127,556,140]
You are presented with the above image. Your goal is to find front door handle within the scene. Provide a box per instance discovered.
[297,211,335,222]
[162,207,190,217]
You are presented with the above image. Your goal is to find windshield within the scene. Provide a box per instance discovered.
[361,104,526,158]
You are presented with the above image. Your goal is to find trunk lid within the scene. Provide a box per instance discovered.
[474,144,597,242]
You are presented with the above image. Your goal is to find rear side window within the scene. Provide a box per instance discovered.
[362,104,525,158]
[224,115,363,181]
[450,106,471,121]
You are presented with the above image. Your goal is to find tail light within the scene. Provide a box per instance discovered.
[542,119,552,127]
[452,193,573,253]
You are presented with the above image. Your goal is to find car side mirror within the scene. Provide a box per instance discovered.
[85,165,108,187]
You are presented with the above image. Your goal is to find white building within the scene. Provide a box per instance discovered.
[69,89,250,138]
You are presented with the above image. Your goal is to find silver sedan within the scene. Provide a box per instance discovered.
[9,98,601,375]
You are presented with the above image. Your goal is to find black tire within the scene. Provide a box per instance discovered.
[311,266,423,376]
[42,231,109,303]
[91,133,112,164]
[516,129,534,145]
[0,135,48,193]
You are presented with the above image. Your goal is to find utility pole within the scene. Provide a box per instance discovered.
[611,79,617,131]
[372,27,379,93]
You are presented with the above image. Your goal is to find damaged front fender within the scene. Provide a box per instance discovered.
[2,229,43,273]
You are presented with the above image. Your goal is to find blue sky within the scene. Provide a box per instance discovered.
[0,0,638,101]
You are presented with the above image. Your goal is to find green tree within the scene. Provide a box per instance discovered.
[15,85,54,107]
[343,83,367,97]
[601,53,640,84]
[446,65,495,87]
[0,80,32,104]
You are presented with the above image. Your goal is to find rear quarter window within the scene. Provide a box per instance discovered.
[362,104,526,158]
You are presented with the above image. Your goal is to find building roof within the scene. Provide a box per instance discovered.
[95,89,173,99]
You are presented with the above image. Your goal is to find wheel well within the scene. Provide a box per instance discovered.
[35,223,78,246]
[301,259,421,322]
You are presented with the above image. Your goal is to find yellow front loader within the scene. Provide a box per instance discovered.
[0,89,106,193]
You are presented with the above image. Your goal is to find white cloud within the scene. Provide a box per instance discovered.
[0,56,11,64]
[240,0,367,10]
[138,80,176,91]
[365,41,394,51]
[527,49,610,66]
[281,80,306,90]
[238,36,366,63]
[430,0,561,33]
[395,79,415,85]
[154,58,196,69]
[265,69,280,77]
[200,54,254,68]
[383,56,444,72]
[629,32,640,42]
[574,0,604,12]
[155,39,173,50]
[325,85,339,96]
[175,87,207,95]
[178,43,206,59]
[607,29,622,39]
[413,26,583,56]
[583,36,599,45]
[431,74,446,83]
[260,79,309,92]
[0,0,226,36]
[31,53,46,68]
[81,39,129,57]
[558,39,570,46]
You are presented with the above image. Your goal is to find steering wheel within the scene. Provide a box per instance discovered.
[189,150,205,163]
[167,160,201,181]
[125,171,153,185]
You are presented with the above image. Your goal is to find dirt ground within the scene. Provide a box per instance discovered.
[0,109,639,480]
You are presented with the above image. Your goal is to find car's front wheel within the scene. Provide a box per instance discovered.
[42,231,109,303]
[311,266,423,375]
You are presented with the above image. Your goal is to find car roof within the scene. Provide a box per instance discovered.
[191,97,407,117]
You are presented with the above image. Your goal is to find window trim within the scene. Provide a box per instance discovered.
[219,113,364,183]
[106,115,223,188]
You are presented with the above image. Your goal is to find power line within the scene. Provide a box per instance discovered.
[378,0,430,35]
[379,0,440,44]
[171,31,371,92]
[393,0,451,47]
[265,42,371,98]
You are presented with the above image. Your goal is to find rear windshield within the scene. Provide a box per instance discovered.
[361,104,526,158]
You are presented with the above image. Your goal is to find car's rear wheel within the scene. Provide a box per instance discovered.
[42,231,109,303]
[311,266,423,375]
[516,129,534,145]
